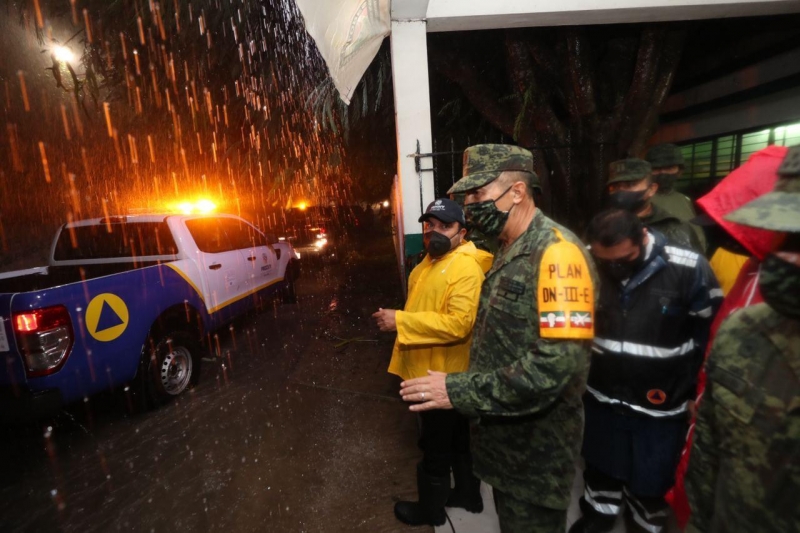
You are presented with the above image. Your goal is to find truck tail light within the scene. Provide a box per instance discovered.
[13,305,74,378]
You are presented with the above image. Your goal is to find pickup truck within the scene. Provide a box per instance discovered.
[0,212,299,419]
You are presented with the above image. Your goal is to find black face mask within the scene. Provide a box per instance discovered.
[595,245,646,282]
[423,231,456,259]
[605,189,649,213]
[463,186,514,238]
[652,172,680,193]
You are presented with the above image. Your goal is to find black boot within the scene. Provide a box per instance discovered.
[568,516,616,533]
[394,463,450,526]
[445,454,483,513]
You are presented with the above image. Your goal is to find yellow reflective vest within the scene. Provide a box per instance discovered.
[388,241,492,381]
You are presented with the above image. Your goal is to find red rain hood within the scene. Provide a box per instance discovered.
[696,145,787,260]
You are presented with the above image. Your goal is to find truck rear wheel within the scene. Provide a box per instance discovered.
[142,330,202,407]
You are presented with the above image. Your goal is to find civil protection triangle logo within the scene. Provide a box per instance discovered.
[539,311,566,328]
[569,311,593,328]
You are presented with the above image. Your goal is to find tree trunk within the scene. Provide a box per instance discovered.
[431,24,687,230]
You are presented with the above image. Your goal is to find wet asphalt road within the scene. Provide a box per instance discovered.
[0,238,430,533]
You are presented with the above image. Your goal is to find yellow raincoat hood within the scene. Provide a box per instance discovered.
[388,240,491,381]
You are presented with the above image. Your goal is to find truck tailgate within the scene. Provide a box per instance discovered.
[0,294,27,390]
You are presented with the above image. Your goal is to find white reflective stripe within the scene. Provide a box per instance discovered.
[689,306,713,318]
[593,338,621,352]
[586,486,622,501]
[587,386,688,418]
[594,337,695,358]
[584,489,621,516]
[664,246,699,260]
[709,288,724,299]
[664,246,699,268]
[629,507,664,533]
[667,255,698,268]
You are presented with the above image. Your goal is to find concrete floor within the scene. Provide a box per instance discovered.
[0,237,423,533]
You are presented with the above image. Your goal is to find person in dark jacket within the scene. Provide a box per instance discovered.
[605,159,704,253]
[569,209,722,533]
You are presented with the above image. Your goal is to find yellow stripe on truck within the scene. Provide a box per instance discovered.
[206,277,285,314]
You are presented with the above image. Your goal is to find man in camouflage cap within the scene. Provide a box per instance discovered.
[605,158,704,253]
[645,144,707,251]
[399,144,598,532]
[686,145,800,533]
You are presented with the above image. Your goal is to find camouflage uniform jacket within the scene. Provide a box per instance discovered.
[643,203,704,254]
[446,209,597,509]
[686,303,800,532]
[652,190,707,253]
[466,227,499,255]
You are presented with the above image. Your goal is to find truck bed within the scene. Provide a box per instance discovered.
[0,261,172,294]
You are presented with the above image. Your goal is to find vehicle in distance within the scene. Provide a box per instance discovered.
[280,206,340,261]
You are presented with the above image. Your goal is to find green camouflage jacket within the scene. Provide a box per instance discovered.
[446,209,597,509]
[652,189,707,253]
[644,203,705,254]
[686,303,800,532]
[466,227,499,255]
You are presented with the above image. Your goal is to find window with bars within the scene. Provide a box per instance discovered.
[676,120,800,196]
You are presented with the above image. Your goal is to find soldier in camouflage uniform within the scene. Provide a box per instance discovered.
[605,158,704,253]
[685,145,800,533]
[646,144,707,252]
[399,144,598,532]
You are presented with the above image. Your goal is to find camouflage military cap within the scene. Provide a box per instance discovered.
[448,144,540,194]
[645,144,685,168]
[725,145,800,231]
[607,158,652,184]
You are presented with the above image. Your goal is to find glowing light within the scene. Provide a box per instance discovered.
[297,202,307,211]
[382,200,389,208]
[195,199,216,213]
[172,199,217,214]
[15,313,39,332]
[177,202,194,214]
[53,46,75,63]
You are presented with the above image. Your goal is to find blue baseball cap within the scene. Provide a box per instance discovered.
[419,198,466,226]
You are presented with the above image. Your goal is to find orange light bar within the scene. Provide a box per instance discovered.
[172,198,218,214]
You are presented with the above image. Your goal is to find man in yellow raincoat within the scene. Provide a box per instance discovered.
[373,198,492,528]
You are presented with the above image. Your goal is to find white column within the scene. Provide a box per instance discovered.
[390,19,435,259]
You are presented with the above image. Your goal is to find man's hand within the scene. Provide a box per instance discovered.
[372,308,397,332]
[400,371,453,412]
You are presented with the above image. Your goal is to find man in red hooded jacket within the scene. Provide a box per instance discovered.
[665,145,786,528]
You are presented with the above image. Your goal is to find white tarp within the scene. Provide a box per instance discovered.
[295,0,391,105]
